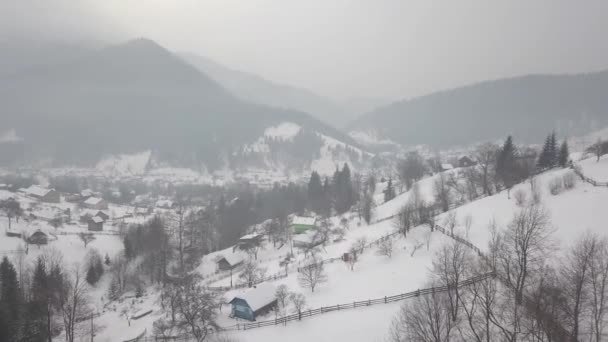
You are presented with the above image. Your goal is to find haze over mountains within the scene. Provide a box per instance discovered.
[180,53,386,128]
[0,38,355,169]
[350,71,608,147]
[2,36,608,170]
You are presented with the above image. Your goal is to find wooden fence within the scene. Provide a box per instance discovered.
[220,271,495,331]
[572,165,608,187]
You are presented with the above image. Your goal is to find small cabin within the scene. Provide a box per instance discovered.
[291,216,316,234]
[236,232,264,250]
[458,156,476,168]
[88,216,104,231]
[229,283,277,321]
[83,197,108,210]
[27,230,48,245]
[216,253,245,271]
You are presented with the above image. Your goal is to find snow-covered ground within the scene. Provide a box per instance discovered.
[577,154,608,183]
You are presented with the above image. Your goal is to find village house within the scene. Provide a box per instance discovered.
[229,283,277,321]
[23,185,60,203]
[291,216,316,234]
[458,155,477,168]
[87,216,104,231]
[155,199,174,209]
[216,253,245,271]
[236,232,264,251]
[27,230,48,245]
[293,229,325,249]
[83,197,108,210]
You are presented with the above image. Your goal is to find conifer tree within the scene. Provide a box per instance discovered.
[496,135,518,195]
[307,171,324,213]
[558,140,570,167]
[0,257,21,340]
[538,132,558,168]
[384,178,396,202]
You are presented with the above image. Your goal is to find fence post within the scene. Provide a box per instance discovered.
[384,296,387,303]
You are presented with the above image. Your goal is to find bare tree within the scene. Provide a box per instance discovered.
[78,232,95,248]
[463,214,473,239]
[389,289,454,342]
[238,261,267,288]
[442,211,458,235]
[433,173,452,212]
[432,240,471,322]
[459,260,498,342]
[475,143,499,195]
[424,229,432,251]
[394,203,414,238]
[175,284,218,342]
[275,284,290,309]
[560,233,597,341]
[589,236,608,342]
[376,237,394,258]
[499,204,553,304]
[347,237,368,270]
[298,255,328,292]
[59,265,91,342]
[289,292,307,320]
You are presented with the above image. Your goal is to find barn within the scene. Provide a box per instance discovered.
[229,283,277,321]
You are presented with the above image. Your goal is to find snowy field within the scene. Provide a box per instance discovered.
[435,165,608,253]
[577,154,608,183]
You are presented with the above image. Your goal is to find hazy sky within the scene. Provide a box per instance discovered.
[3,0,608,101]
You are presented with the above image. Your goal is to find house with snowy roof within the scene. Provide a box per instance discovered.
[440,163,454,171]
[83,197,108,210]
[87,216,104,231]
[23,185,60,203]
[458,155,476,168]
[216,252,246,271]
[291,216,316,234]
[229,283,277,321]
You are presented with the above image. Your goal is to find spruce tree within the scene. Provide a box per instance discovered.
[307,171,324,213]
[496,135,518,193]
[29,257,49,341]
[0,257,21,340]
[384,178,396,202]
[538,132,558,168]
[558,140,570,167]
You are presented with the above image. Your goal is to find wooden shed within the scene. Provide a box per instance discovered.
[88,216,104,231]
[229,283,277,321]
[27,230,48,245]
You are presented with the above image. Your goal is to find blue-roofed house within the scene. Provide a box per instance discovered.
[229,283,277,321]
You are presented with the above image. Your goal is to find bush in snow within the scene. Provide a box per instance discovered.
[376,237,395,258]
[562,172,577,189]
[513,189,527,207]
[548,177,564,195]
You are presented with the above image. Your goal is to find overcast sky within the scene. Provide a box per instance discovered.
[3,0,608,101]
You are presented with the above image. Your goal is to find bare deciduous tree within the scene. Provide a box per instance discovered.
[376,237,394,258]
[298,256,328,292]
[238,261,267,288]
[389,289,454,342]
[290,292,307,320]
[434,173,452,213]
[433,240,470,322]
[275,284,290,309]
[475,143,499,195]
[59,265,92,342]
[589,235,608,342]
[78,232,95,248]
[499,204,553,304]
